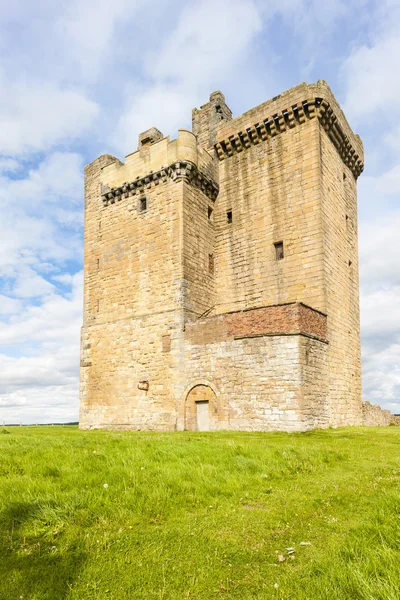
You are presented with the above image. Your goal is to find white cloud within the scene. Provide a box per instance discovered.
[0,386,79,424]
[362,338,400,413]
[0,153,83,282]
[10,268,55,299]
[0,271,82,347]
[0,272,83,423]
[114,0,264,154]
[0,72,99,156]
[359,210,400,287]
[341,2,400,122]
[52,274,74,285]
[0,157,21,173]
[0,295,22,315]
[361,286,400,337]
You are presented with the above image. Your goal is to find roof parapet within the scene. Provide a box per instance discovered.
[214,81,364,179]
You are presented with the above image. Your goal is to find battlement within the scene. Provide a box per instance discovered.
[214,81,364,179]
[98,129,218,205]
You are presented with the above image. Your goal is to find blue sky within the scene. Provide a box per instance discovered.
[1,0,399,423]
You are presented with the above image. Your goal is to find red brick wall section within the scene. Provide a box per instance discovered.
[185,302,327,345]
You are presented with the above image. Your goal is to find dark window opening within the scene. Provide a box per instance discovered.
[227,210,232,224]
[141,137,151,146]
[208,206,213,223]
[348,260,352,267]
[274,241,284,260]
[209,253,215,275]
[96,258,100,269]
[343,172,347,181]
[139,196,147,212]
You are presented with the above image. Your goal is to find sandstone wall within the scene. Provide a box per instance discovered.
[319,127,362,426]
[214,118,325,315]
[212,80,363,428]
[181,304,329,431]
[80,149,186,429]
[180,333,328,432]
[362,401,391,427]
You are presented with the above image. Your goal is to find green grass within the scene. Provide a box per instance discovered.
[1,426,400,599]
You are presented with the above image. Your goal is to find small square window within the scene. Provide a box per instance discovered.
[139,196,147,212]
[208,206,213,223]
[227,210,232,224]
[274,241,284,260]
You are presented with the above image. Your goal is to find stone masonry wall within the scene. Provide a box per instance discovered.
[362,401,391,426]
[214,117,325,315]
[211,80,363,428]
[319,127,362,426]
[180,333,328,432]
[80,149,187,429]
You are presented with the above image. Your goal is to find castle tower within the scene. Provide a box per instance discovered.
[80,80,364,431]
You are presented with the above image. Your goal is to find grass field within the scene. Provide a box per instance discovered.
[1,426,400,600]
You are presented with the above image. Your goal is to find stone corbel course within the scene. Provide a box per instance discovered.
[101,160,219,207]
[215,97,364,179]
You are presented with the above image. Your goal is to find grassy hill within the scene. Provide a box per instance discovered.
[1,426,399,599]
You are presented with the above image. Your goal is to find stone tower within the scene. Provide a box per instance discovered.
[79,80,364,432]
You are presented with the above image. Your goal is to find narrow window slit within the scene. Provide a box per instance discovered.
[274,241,284,260]
[208,254,214,275]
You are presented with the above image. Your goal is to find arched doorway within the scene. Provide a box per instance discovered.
[185,384,218,431]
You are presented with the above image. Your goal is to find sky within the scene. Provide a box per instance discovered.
[0,0,399,423]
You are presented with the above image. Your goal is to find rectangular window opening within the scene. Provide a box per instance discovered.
[274,241,284,260]
[227,210,233,224]
[139,196,147,212]
[208,206,213,223]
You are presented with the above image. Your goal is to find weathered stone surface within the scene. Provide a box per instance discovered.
[362,401,392,426]
[79,80,386,432]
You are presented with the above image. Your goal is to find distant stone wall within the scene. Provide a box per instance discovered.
[362,401,391,426]
[390,415,400,426]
